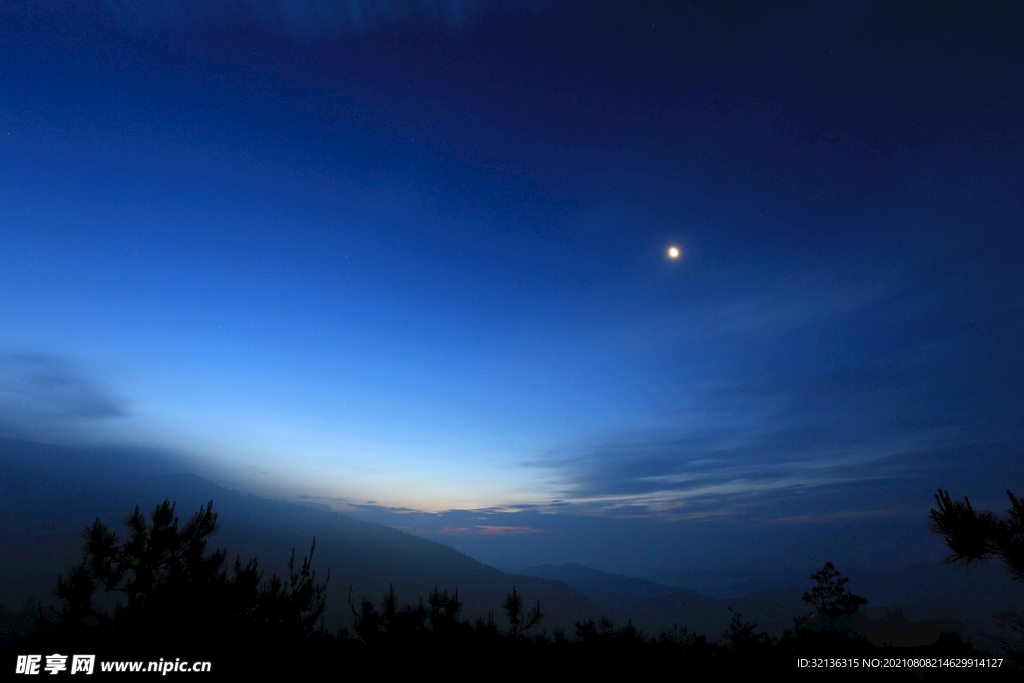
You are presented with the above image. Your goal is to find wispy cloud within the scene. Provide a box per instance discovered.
[434,525,549,536]
[0,352,126,422]
[73,0,551,38]
[522,225,1024,519]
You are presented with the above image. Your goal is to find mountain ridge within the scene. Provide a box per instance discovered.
[0,437,602,633]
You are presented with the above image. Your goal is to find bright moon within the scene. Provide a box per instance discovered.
[667,246,681,259]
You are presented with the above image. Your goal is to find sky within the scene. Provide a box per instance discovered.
[2,0,1022,587]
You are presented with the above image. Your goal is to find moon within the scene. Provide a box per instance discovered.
[667,245,681,259]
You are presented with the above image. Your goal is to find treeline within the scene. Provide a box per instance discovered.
[330,581,992,675]
[1,498,1018,676]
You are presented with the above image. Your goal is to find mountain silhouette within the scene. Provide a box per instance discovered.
[0,437,602,635]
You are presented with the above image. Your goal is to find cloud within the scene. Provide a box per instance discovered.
[79,0,551,38]
[523,231,1024,521]
[525,354,998,519]
[0,352,127,422]
[434,525,548,536]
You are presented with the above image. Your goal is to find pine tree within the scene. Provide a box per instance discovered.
[802,562,867,617]
[930,489,1024,664]
[53,500,328,652]
[502,585,543,639]
[930,489,1024,581]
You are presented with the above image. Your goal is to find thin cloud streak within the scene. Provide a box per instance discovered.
[0,352,127,422]
[520,221,1023,519]
[76,0,552,38]
[434,525,549,536]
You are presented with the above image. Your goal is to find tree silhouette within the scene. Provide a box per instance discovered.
[54,500,328,652]
[802,562,866,617]
[346,584,445,648]
[931,489,1024,665]
[427,587,462,634]
[502,585,543,639]
[929,489,1024,581]
[721,608,773,650]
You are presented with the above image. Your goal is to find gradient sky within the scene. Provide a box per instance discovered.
[2,0,1022,586]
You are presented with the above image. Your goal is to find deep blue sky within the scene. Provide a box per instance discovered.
[2,0,1022,587]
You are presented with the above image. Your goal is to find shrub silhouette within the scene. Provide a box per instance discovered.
[346,583,541,655]
[427,587,462,635]
[721,608,773,650]
[346,583,434,647]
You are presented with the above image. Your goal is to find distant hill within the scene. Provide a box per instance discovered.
[520,563,685,601]
[4,436,1021,652]
[516,561,1024,649]
[0,437,602,635]
[519,562,743,637]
